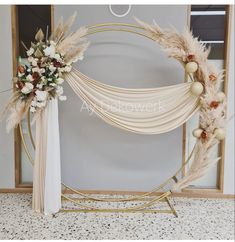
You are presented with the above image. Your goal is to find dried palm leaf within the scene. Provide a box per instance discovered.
[6,100,26,132]
[34,48,44,58]
[35,29,44,42]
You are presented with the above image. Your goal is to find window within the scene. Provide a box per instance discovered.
[183,5,231,191]
[12,5,53,187]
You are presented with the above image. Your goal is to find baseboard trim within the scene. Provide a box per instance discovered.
[0,188,32,193]
[0,188,234,199]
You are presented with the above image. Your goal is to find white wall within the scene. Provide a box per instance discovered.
[0,5,14,188]
[54,5,188,191]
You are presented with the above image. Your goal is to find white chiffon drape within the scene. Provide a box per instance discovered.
[65,69,200,134]
[32,99,61,214]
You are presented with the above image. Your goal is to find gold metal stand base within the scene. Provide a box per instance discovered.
[60,209,175,215]
[61,192,178,217]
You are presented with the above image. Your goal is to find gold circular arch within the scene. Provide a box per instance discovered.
[19,23,196,212]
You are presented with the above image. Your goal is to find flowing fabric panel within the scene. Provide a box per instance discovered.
[32,99,61,214]
[65,69,200,134]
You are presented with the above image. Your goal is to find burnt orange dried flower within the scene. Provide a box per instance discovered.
[210,101,219,109]
[17,65,25,73]
[201,131,208,139]
[209,74,217,81]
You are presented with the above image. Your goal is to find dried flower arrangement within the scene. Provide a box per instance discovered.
[5,12,89,131]
[135,19,227,189]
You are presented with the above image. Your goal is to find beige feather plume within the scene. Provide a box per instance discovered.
[6,100,26,132]
[3,91,34,132]
[50,12,78,43]
[135,18,210,64]
[53,12,78,44]
[64,42,89,64]
[56,26,88,56]
[172,138,219,191]
[136,18,227,191]
[50,16,63,41]
[60,12,77,37]
[48,12,89,62]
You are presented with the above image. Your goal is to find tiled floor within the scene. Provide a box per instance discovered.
[0,193,234,240]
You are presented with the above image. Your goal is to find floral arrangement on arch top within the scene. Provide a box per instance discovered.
[6,12,89,131]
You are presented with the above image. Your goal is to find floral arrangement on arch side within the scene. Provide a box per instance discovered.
[135,19,227,190]
[5,12,89,131]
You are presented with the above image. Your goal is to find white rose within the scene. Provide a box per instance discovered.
[26,74,34,82]
[30,106,36,113]
[18,72,24,77]
[56,86,63,95]
[32,67,40,73]
[64,65,72,72]
[59,95,67,101]
[21,86,30,94]
[21,82,33,94]
[36,83,43,89]
[57,78,64,84]
[28,56,33,62]
[54,53,61,61]
[35,90,47,102]
[49,65,56,72]
[43,45,55,58]
[32,59,38,67]
[31,99,37,107]
[26,47,34,56]
[49,83,57,87]
[25,82,34,89]
[40,68,45,74]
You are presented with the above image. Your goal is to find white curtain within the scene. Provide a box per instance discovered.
[32,99,61,214]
